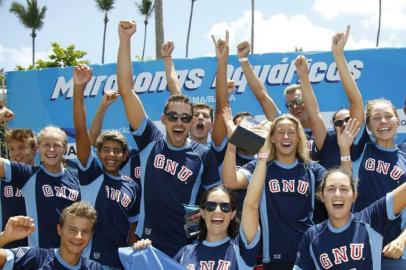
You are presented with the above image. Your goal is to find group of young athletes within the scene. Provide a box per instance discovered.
[0,20,405,270]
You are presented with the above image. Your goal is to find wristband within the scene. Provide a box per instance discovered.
[238,57,248,62]
[257,152,269,161]
[340,155,351,162]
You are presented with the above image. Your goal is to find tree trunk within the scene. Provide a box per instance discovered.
[251,0,255,54]
[142,19,148,61]
[154,0,164,59]
[376,0,381,47]
[102,12,108,64]
[31,29,36,66]
[185,0,195,58]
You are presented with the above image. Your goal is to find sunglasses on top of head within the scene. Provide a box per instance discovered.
[203,201,233,213]
[333,116,351,127]
[285,98,304,110]
[165,112,193,123]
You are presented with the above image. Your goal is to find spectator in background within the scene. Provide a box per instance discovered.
[2,128,37,248]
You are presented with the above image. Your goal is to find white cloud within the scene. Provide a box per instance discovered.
[206,11,379,53]
[0,43,48,71]
[313,0,406,31]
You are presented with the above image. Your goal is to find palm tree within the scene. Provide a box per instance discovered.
[10,0,47,66]
[251,0,255,53]
[376,0,381,47]
[136,0,154,61]
[185,0,196,58]
[95,0,115,64]
[154,0,164,59]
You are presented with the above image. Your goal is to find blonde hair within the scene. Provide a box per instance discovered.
[269,114,310,163]
[59,201,97,231]
[365,98,398,126]
[283,84,301,97]
[37,126,67,147]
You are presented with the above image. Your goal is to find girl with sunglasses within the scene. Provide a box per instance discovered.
[131,131,266,268]
[222,110,359,270]
[294,169,406,270]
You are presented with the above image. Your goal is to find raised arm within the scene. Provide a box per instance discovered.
[295,55,327,150]
[382,181,406,259]
[0,216,35,248]
[88,90,119,146]
[73,65,93,166]
[0,106,14,177]
[241,122,271,244]
[0,215,35,267]
[220,107,249,190]
[211,31,230,146]
[117,20,146,130]
[237,41,279,121]
[332,25,364,123]
[336,118,360,174]
[0,105,14,124]
[161,41,181,95]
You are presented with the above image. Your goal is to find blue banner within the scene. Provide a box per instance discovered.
[5,48,406,160]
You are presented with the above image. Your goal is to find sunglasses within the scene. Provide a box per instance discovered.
[203,201,232,213]
[285,98,304,110]
[333,117,351,127]
[165,112,193,123]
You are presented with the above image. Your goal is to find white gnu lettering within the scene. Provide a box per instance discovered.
[104,186,132,207]
[134,167,141,178]
[268,179,309,194]
[319,244,364,269]
[364,158,405,181]
[153,155,194,182]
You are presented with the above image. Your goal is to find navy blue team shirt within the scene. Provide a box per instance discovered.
[3,247,102,270]
[3,161,80,248]
[174,226,261,270]
[293,192,401,270]
[77,151,140,268]
[0,181,27,248]
[239,159,327,264]
[132,117,221,257]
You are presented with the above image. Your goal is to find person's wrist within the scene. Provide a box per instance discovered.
[162,55,171,59]
[340,155,351,162]
[238,57,248,62]
[257,151,269,161]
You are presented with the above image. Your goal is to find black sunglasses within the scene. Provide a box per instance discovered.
[285,98,304,110]
[165,112,193,123]
[333,117,351,127]
[203,201,232,213]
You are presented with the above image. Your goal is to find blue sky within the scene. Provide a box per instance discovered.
[1,0,406,71]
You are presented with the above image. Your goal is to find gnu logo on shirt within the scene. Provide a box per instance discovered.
[133,167,141,179]
[185,260,231,270]
[268,179,309,195]
[364,158,405,181]
[104,186,132,207]
[153,154,193,181]
[42,185,79,201]
[319,244,364,269]
[3,185,23,197]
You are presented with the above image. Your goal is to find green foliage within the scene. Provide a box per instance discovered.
[16,42,90,70]
[135,0,154,19]
[10,0,47,32]
[95,0,115,11]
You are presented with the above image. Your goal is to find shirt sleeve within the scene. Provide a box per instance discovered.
[4,247,42,270]
[128,181,141,223]
[293,230,317,270]
[131,117,164,152]
[237,225,261,267]
[358,195,392,235]
[238,160,257,182]
[350,124,370,161]
[3,160,36,189]
[201,148,221,189]
[76,151,104,186]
